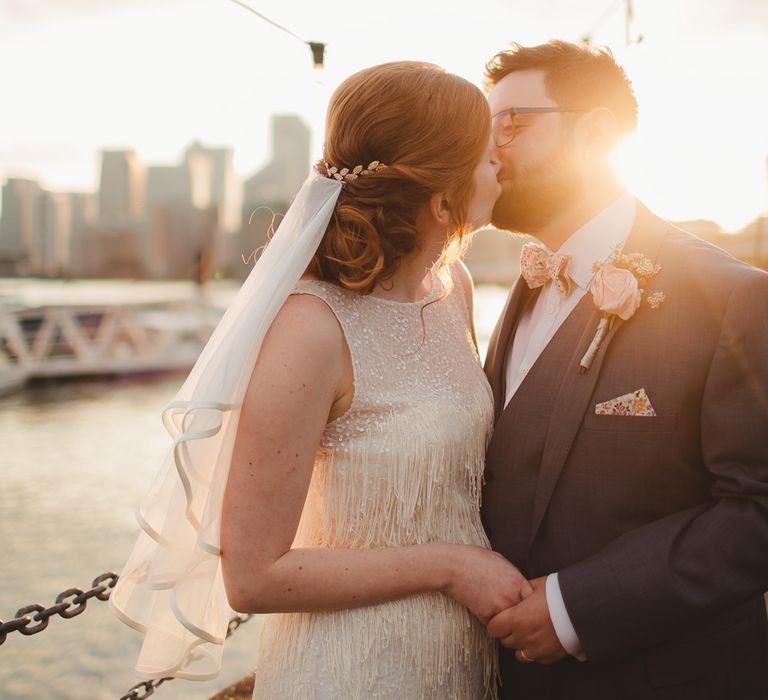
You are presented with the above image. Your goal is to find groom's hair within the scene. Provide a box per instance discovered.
[485,40,638,137]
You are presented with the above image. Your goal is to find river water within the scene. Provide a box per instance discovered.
[0,282,510,700]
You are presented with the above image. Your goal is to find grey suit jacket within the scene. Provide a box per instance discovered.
[483,203,768,697]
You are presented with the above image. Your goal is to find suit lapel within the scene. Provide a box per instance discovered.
[527,201,671,547]
[484,278,537,423]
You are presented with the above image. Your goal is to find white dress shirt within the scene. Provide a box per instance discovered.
[504,192,636,661]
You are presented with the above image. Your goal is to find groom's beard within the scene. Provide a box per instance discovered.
[491,143,584,235]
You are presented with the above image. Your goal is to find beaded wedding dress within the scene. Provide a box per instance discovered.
[251,271,497,699]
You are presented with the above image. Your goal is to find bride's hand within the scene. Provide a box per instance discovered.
[440,544,532,625]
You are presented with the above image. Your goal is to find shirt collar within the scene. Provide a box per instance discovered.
[553,192,636,290]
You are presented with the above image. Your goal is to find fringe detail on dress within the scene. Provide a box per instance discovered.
[254,593,497,699]
[254,276,498,698]
[311,387,493,551]
[256,385,497,699]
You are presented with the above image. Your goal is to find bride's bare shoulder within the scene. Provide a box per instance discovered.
[265,292,345,364]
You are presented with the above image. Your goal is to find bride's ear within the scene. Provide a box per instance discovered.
[428,192,452,228]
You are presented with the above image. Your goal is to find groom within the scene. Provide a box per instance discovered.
[481,41,768,698]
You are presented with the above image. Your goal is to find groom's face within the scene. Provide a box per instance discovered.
[487,70,584,235]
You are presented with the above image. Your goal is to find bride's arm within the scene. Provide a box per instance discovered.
[221,293,528,622]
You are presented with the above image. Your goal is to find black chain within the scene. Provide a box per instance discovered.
[1,570,253,699]
[119,677,174,700]
[0,572,118,645]
[227,613,253,638]
[118,614,253,699]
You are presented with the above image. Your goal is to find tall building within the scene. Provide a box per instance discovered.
[238,115,311,278]
[73,225,143,278]
[0,178,41,254]
[0,180,100,277]
[0,178,43,274]
[65,192,97,277]
[143,149,220,280]
[186,142,241,233]
[144,203,216,279]
[92,150,145,278]
[147,165,192,209]
[98,149,144,226]
[39,192,72,276]
[243,114,310,209]
[68,192,97,242]
[146,152,213,212]
[0,178,42,254]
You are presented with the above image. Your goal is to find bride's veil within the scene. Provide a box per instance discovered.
[109,170,343,680]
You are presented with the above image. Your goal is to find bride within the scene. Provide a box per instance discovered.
[111,61,528,699]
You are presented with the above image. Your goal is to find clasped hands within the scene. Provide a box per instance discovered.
[486,575,568,666]
[445,546,568,666]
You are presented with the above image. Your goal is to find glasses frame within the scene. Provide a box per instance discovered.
[491,107,582,147]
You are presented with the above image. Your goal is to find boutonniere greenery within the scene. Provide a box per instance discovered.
[580,249,665,372]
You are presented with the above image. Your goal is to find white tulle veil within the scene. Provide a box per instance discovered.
[109,170,343,680]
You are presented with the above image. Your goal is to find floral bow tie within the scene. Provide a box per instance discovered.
[520,243,573,298]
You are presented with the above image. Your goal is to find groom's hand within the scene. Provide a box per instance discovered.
[486,576,568,665]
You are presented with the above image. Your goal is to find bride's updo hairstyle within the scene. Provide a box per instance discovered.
[308,61,491,293]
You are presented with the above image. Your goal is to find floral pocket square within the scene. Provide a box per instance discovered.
[595,388,657,416]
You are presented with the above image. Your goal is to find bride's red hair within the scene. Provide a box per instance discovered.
[307,61,491,293]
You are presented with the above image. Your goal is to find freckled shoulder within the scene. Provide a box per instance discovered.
[266,293,347,370]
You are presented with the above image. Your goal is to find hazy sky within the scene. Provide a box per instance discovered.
[2,0,767,230]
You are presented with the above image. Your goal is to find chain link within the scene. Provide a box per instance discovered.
[227,613,253,638]
[118,614,254,699]
[0,572,118,645]
[1,570,254,700]
[119,677,173,700]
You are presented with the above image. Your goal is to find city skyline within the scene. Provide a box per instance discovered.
[0,114,312,279]
[3,119,766,284]
[2,0,768,232]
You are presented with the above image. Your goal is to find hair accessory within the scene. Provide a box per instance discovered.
[322,160,384,182]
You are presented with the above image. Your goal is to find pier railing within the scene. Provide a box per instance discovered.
[0,302,220,393]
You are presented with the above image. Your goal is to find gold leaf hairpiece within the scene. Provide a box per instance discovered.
[321,160,384,183]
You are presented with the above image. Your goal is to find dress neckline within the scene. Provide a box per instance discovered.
[299,268,445,308]
[366,268,443,306]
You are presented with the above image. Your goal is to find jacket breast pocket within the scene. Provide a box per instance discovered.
[582,413,677,434]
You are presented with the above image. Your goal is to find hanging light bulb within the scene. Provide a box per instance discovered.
[227,0,326,70]
[308,42,326,69]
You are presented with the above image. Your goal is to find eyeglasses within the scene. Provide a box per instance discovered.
[491,107,582,147]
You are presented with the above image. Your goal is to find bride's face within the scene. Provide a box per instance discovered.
[465,141,502,230]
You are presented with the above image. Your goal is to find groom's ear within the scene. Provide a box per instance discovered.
[428,192,452,227]
[584,107,620,150]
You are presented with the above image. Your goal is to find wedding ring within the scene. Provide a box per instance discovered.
[519,649,536,663]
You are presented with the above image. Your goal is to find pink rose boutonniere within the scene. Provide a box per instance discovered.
[579,249,665,372]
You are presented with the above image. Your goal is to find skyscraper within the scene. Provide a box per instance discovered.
[39,192,72,276]
[98,149,144,226]
[66,192,97,277]
[143,148,220,280]
[243,114,311,209]
[0,178,42,253]
[238,115,311,278]
[0,178,43,274]
[186,142,241,234]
